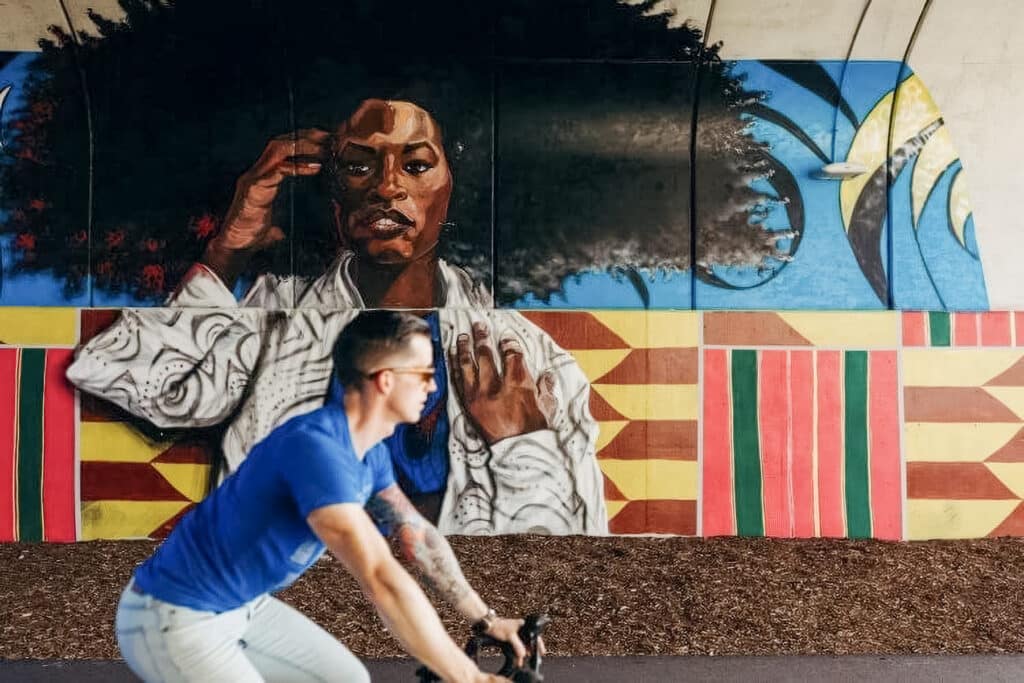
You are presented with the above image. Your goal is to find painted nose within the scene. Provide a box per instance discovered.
[375,164,408,202]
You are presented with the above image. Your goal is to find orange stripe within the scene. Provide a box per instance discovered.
[0,349,17,541]
[816,351,845,537]
[701,349,733,536]
[904,387,1019,422]
[981,312,1012,347]
[869,352,901,540]
[790,351,815,537]
[758,350,790,537]
[610,500,696,535]
[42,350,77,542]
[901,312,927,346]
[596,348,698,384]
[953,313,978,347]
[1016,313,1024,347]
[907,462,1016,499]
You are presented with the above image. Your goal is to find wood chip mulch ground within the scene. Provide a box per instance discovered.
[3,536,1024,660]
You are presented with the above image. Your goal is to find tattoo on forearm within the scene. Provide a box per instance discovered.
[367,487,473,608]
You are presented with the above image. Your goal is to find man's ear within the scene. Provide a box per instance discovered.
[373,370,394,395]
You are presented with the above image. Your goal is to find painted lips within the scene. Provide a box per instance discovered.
[357,209,414,238]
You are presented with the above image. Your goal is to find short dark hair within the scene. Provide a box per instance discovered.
[332,311,431,388]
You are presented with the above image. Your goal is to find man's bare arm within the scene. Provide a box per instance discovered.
[367,484,528,662]
[307,502,497,682]
[367,484,487,619]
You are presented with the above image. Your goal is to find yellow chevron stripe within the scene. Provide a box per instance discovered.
[570,349,632,383]
[592,384,698,421]
[904,422,1022,463]
[606,501,629,519]
[590,311,698,348]
[778,312,899,347]
[906,499,1018,540]
[599,459,697,501]
[80,422,173,463]
[81,500,189,540]
[152,463,211,503]
[902,350,1024,387]
[0,308,77,345]
[986,463,1024,499]
[983,387,1024,420]
[595,421,629,453]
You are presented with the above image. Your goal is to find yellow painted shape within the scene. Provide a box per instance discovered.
[606,501,629,518]
[841,91,892,229]
[569,349,632,383]
[152,463,211,503]
[983,387,1024,420]
[80,422,173,463]
[841,74,942,230]
[595,420,629,453]
[911,126,957,227]
[892,74,943,151]
[81,500,189,540]
[906,499,1018,540]
[599,459,698,501]
[592,384,698,421]
[590,311,698,348]
[986,463,1024,499]
[902,350,1024,387]
[778,312,898,347]
[904,422,1022,462]
[949,170,972,248]
[0,308,77,345]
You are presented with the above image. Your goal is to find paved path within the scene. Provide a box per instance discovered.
[3,656,1024,682]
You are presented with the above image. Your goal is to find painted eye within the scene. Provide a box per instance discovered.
[345,162,371,176]
[404,160,432,175]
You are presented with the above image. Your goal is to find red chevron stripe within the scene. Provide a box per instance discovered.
[907,462,1016,499]
[609,500,696,535]
[904,387,1020,422]
[597,421,696,461]
[518,312,628,349]
[596,348,698,384]
[81,462,188,502]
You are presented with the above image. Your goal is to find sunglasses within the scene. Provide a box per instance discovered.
[365,366,437,383]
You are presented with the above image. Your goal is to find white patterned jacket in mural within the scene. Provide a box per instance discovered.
[66,252,607,535]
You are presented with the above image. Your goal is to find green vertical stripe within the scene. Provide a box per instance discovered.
[844,351,871,539]
[17,349,45,542]
[731,350,763,536]
[928,312,950,347]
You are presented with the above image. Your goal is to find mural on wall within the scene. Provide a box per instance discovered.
[701,313,902,540]
[905,348,1024,539]
[0,1,991,311]
[903,311,1024,348]
[0,307,79,542]
[692,61,986,310]
[0,0,1019,543]
[522,311,700,535]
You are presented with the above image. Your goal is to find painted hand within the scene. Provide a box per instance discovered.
[451,322,557,446]
[202,129,328,285]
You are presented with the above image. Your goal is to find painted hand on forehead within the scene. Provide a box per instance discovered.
[450,322,558,446]
[201,127,329,286]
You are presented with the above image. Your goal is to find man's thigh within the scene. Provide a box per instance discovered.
[242,595,370,683]
[116,585,263,683]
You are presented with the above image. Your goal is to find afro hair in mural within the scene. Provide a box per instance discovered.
[0,0,796,304]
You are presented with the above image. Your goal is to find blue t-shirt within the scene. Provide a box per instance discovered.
[133,398,395,612]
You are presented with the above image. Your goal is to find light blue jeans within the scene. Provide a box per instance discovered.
[115,580,370,682]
